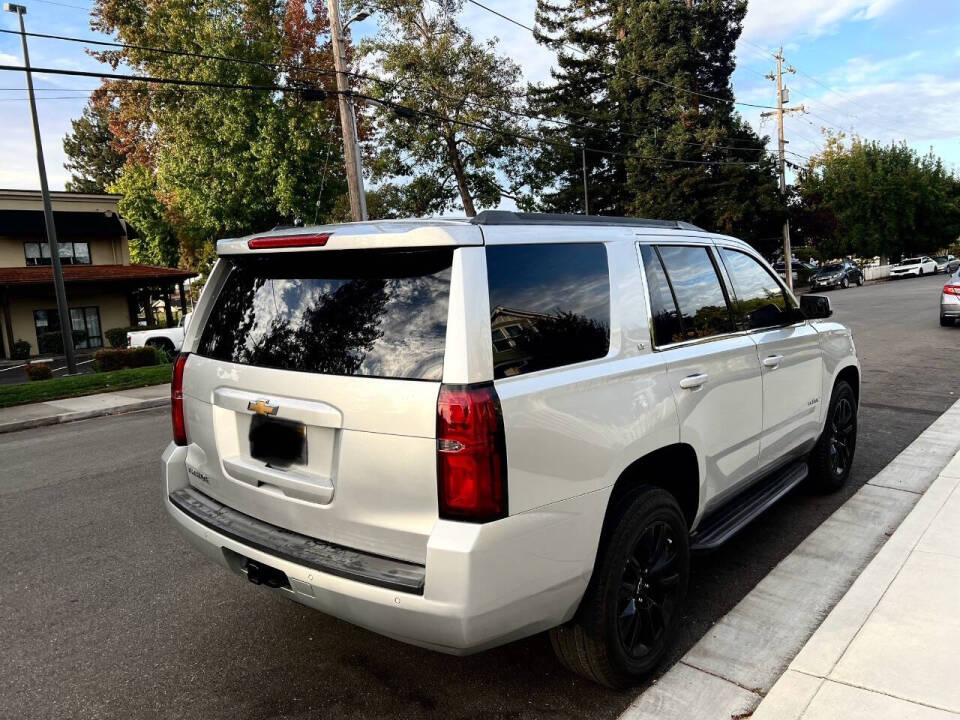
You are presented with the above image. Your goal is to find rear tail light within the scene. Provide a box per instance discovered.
[436,383,508,522]
[944,285,960,296]
[172,352,189,446]
[247,233,330,250]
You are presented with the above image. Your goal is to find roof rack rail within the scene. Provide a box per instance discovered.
[470,210,704,232]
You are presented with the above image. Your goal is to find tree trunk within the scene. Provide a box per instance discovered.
[444,133,477,217]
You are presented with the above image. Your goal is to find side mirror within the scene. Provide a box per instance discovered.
[800,294,833,319]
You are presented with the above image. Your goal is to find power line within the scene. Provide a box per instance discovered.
[463,0,780,111]
[1,27,774,160]
[26,0,91,10]
[0,61,772,167]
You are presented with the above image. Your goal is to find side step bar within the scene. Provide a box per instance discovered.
[690,460,809,552]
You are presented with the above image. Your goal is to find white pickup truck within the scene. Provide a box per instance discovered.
[127,313,191,357]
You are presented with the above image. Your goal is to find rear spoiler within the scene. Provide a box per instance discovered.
[216,220,482,256]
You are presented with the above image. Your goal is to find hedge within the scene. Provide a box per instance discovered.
[92,346,167,372]
[24,363,53,381]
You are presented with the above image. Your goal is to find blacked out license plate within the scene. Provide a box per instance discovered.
[249,415,307,468]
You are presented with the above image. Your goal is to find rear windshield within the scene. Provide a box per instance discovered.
[196,249,453,380]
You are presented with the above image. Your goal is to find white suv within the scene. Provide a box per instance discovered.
[162,212,859,687]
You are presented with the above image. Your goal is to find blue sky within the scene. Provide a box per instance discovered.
[1,0,958,193]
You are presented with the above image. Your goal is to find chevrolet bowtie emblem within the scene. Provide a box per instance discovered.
[247,399,279,416]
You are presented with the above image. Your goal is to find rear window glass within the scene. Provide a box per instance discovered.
[487,243,610,379]
[196,249,452,380]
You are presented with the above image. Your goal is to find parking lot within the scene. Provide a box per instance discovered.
[1,274,957,720]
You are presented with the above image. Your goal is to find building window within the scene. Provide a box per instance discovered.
[24,241,92,266]
[34,307,103,353]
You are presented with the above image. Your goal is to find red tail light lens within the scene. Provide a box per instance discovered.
[437,383,508,522]
[172,352,189,446]
[248,233,330,250]
[944,285,960,296]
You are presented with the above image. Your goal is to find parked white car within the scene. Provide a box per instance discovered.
[162,213,860,688]
[127,313,190,356]
[890,256,937,278]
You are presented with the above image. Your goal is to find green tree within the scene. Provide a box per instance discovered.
[613,0,783,250]
[89,0,346,269]
[530,0,783,251]
[62,104,125,193]
[796,132,960,261]
[527,0,628,214]
[361,0,530,217]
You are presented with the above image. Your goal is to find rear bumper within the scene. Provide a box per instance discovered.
[162,443,606,654]
[941,296,960,317]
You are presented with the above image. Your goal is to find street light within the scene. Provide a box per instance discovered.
[344,7,371,27]
[5,2,78,373]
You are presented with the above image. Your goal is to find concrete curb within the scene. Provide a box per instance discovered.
[752,456,960,719]
[0,397,168,435]
[619,396,960,720]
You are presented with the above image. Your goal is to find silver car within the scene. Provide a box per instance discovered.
[941,268,960,326]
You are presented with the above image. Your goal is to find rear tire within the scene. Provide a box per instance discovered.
[550,487,689,688]
[941,315,954,327]
[807,380,857,492]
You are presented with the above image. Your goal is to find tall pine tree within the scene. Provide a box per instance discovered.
[614,0,783,249]
[530,0,783,250]
[527,0,630,215]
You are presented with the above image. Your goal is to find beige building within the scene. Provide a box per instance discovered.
[0,189,196,359]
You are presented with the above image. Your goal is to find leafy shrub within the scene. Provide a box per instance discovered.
[11,339,31,360]
[92,346,167,372]
[24,363,53,381]
[104,324,168,348]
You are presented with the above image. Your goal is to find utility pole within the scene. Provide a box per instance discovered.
[328,0,368,222]
[761,47,805,291]
[581,145,589,215]
[5,3,76,372]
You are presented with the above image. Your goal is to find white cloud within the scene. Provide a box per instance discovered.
[740,0,905,44]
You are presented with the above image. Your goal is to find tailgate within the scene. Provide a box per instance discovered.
[179,247,456,565]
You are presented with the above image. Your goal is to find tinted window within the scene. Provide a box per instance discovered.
[719,248,791,330]
[196,249,452,380]
[656,246,734,340]
[639,245,684,346]
[486,244,610,378]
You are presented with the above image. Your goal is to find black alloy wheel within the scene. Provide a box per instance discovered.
[616,520,682,660]
[550,487,690,688]
[808,380,858,491]
[828,396,856,477]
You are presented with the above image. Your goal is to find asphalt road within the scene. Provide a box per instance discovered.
[2,274,957,720]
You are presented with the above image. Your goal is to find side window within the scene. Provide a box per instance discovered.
[486,243,610,378]
[656,245,735,340]
[639,245,684,346]
[719,248,791,330]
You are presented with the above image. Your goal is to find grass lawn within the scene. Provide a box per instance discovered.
[0,364,172,409]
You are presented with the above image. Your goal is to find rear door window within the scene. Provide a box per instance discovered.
[486,243,610,378]
[196,249,452,380]
[639,245,684,346]
[655,245,735,340]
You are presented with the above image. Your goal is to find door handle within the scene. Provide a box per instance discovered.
[762,354,784,369]
[678,373,709,390]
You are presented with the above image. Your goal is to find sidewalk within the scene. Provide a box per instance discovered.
[0,383,170,434]
[753,448,960,719]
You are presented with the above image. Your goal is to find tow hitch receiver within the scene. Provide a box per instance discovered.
[245,559,290,589]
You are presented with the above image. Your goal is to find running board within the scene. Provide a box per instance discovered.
[690,461,808,552]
